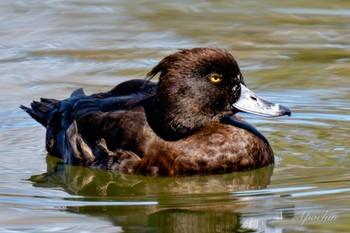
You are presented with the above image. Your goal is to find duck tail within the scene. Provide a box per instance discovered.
[20,98,60,128]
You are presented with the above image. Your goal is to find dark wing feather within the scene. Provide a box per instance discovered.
[21,79,157,162]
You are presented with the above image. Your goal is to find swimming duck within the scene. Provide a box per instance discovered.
[21,48,291,176]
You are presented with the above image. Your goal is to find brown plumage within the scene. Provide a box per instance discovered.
[21,48,290,176]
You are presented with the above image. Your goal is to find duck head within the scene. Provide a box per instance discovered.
[146,48,291,140]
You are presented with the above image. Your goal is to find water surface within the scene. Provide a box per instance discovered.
[0,1,349,232]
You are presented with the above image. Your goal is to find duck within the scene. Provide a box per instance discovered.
[21,47,291,176]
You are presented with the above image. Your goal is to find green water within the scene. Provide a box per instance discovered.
[0,1,349,232]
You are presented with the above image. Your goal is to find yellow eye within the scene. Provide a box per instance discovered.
[210,75,222,83]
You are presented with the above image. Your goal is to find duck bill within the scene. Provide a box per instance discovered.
[232,84,291,117]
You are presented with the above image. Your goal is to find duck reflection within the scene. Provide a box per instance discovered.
[30,155,292,233]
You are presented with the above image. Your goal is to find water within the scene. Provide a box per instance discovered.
[1,0,349,232]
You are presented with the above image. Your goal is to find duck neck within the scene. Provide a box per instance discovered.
[144,97,205,141]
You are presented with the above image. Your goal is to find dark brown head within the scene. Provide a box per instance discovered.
[146,48,290,140]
